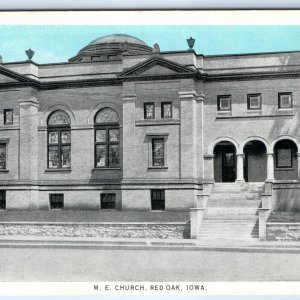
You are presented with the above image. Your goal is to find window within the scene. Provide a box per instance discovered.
[95,108,120,168]
[49,194,64,209]
[101,193,116,209]
[278,93,292,109]
[217,95,231,111]
[247,94,261,110]
[144,103,155,119]
[4,109,13,125]
[152,138,165,166]
[161,102,172,118]
[47,110,71,169]
[0,191,6,210]
[0,144,6,170]
[151,189,165,211]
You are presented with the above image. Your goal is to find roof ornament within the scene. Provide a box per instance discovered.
[25,48,34,61]
[0,55,2,64]
[187,37,195,51]
[152,43,160,55]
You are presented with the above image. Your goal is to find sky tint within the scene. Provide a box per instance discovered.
[1,26,300,64]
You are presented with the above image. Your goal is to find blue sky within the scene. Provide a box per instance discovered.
[1,26,300,64]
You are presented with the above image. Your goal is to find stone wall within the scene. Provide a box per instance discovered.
[267,223,300,241]
[0,222,190,239]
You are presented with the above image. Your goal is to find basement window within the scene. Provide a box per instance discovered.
[49,194,64,209]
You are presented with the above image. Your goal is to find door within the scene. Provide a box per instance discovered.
[222,146,236,182]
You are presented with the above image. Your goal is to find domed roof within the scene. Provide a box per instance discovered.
[89,34,148,46]
[69,34,152,63]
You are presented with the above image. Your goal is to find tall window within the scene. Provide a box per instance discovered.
[151,189,165,211]
[0,144,6,170]
[152,138,165,166]
[4,109,13,125]
[144,103,155,119]
[47,110,71,169]
[95,108,120,168]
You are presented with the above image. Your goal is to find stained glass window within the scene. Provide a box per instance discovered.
[47,110,71,169]
[94,108,120,168]
[161,102,172,118]
[95,108,119,124]
[0,144,6,169]
[152,138,165,166]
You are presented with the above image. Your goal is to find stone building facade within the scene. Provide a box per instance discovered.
[0,34,299,221]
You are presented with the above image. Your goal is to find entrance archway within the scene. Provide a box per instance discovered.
[243,140,267,182]
[273,139,298,180]
[213,141,236,182]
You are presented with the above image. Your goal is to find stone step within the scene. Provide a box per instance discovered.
[197,236,259,240]
[209,193,261,200]
[204,215,258,220]
[207,199,261,206]
[205,207,259,215]
[212,183,264,193]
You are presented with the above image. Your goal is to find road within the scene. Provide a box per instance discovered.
[0,245,299,281]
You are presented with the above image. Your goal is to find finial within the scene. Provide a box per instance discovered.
[25,49,34,61]
[152,43,160,54]
[187,37,195,51]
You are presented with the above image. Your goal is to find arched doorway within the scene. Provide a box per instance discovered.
[213,141,236,182]
[274,139,298,180]
[243,140,267,182]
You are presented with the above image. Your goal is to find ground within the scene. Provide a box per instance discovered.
[1,245,300,281]
[269,212,300,222]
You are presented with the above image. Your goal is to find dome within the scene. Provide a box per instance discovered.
[69,34,152,63]
[88,34,148,47]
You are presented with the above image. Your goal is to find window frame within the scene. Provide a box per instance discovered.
[100,193,116,209]
[151,189,165,211]
[247,93,262,110]
[217,95,231,111]
[49,193,64,210]
[144,102,155,119]
[4,109,13,125]
[0,190,6,210]
[161,102,173,118]
[94,124,120,168]
[147,134,168,169]
[47,125,71,169]
[278,92,293,109]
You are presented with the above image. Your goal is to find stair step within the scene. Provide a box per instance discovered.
[204,215,258,220]
[205,207,258,215]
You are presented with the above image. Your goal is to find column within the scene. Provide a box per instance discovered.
[18,96,39,181]
[179,90,198,179]
[297,152,300,180]
[122,93,136,179]
[236,153,245,182]
[266,153,275,181]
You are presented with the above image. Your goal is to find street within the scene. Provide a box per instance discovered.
[0,245,299,281]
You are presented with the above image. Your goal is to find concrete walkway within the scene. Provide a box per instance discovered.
[1,235,300,252]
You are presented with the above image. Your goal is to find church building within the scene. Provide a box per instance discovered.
[0,34,299,240]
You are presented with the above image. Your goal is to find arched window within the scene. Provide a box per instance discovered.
[94,108,120,168]
[47,110,71,169]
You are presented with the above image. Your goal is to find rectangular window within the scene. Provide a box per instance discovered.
[247,94,261,110]
[152,138,165,166]
[95,127,120,168]
[4,109,13,125]
[161,102,172,118]
[278,93,293,109]
[144,103,155,119]
[217,95,231,111]
[0,191,6,210]
[276,148,293,168]
[49,194,64,209]
[0,144,6,170]
[101,193,116,209]
[151,189,165,211]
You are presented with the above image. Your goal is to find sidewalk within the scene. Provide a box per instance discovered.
[1,234,300,252]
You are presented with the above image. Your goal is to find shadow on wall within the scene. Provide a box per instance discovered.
[183,221,191,239]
